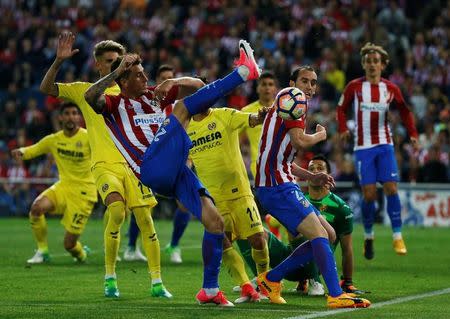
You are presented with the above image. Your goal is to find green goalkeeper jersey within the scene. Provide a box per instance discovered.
[305,192,353,250]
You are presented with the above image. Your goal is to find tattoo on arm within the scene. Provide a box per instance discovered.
[84,69,120,113]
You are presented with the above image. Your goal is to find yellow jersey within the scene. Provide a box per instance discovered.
[20,128,97,201]
[57,82,125,165]
[241,100,264,178]
[188,108,252,202]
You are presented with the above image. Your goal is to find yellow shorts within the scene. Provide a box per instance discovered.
[216,195,264,240]
[42,182,96,235]
[92,162,157,209]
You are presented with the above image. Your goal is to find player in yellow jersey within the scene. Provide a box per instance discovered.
[39,32,170,298]
[241,72,287,241]
[188,105,269,303]
[12,103,96,264]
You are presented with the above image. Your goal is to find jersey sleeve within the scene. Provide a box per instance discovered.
[103,94,121,114]
[284,114,306,130]
[20,135,53,160]
[339,202,354,236]
[336,82,355,133]
[228,108,251,131]
[391,84,419,139]
[57,82,91,103]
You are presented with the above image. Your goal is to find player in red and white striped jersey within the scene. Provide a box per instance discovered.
[336,43,419,259]
[255,66,370,308]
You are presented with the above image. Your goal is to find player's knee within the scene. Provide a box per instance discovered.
[204,210,224,234]
[383,182,398,196]
[105,192,124,206]
[107,202,126,226]
[30,201,45,217]
[248,233,266,250]
[362,190,377,202]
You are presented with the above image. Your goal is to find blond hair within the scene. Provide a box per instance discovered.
[93,40,126,59]
[360,42,389,65]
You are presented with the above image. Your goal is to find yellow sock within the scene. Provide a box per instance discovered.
[29,214,48,252]
[222,247,250,286]
[68,241,86,261]
[133,206,161,282]
[252,244,270,274]
[104,201,126,276]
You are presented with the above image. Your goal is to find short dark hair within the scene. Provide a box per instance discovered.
[258,70,276,83]
[157,64,174,77]
[60,102,80,114]
[110,54,142,87]
[310,154,331,173]
[93,40,126,59]
[289,65,316,82]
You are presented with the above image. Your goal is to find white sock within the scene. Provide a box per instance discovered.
[105,274,116,280]
[364,232,374,240]
[204,288,219,297]
[237,66,250,81]
[152,278,162,285]
[393,232,402,240]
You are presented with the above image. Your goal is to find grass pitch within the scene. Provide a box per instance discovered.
[1,218,450,319]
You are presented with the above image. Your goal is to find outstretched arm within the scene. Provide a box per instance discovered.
[289,124,327,150]
[291,163,336,188]
[84,54,137,113]
[40,32,80,97]
[154,77,205,100]
[248,107,270,127]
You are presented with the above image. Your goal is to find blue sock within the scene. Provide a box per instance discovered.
[311,237,343,297]
[266,241,313,282]
[361,200,376,234]
[387,194,402,233]
[170,209,190,247]
[183,69,244,115]
[128,213,140,248]
[202,230,224,288]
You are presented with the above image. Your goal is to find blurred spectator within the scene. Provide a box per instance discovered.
[417,144,449,183]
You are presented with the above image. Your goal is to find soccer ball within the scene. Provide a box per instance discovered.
[275,87,307,120]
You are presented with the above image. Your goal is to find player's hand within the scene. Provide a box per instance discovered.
[316,124,327,141]
[116,53,138,75]
[11,149,23,161]
[154,79,176,101]
[410,137,420,152]
[310,172,336,189]
[56,32,79,61]
[339,130,351,143]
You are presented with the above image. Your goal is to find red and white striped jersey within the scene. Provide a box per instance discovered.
[255,107,306,187]
[101,86,177,177]
[337,77,418,150]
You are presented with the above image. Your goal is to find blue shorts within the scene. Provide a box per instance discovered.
[354,144,399,186]
[255,183,319,236]
[140,115,208,219]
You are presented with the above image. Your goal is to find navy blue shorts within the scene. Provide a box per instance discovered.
[354,144,399,186]
[140,115,208,219]
[256,182,319,236]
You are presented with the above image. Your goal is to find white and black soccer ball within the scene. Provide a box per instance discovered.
[275,87,307,120]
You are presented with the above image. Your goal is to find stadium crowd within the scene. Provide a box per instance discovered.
[0,0,449,216]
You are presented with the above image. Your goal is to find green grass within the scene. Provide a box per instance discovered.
[1,218,450,319]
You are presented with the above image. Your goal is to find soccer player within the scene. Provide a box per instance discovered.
[255,66,370,308]
[241,71,277,179]
[336,43,419,259]
[84,40,262,306]
[39,33,170,298]
[12,103,96,264]
[124,64,178,262]
[188,104,270,303]
[237,154,365,295]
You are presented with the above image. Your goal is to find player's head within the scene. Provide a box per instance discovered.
[257,71,277,104]
[289,66,317,100]
[360,42,389,78]
[156,64,174,85]
[93,40,126,77]
[308,154,331,188]
[111,54,148,97]
[59,102,81,132]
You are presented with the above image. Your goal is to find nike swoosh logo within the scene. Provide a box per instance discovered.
[240,42,249,57]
